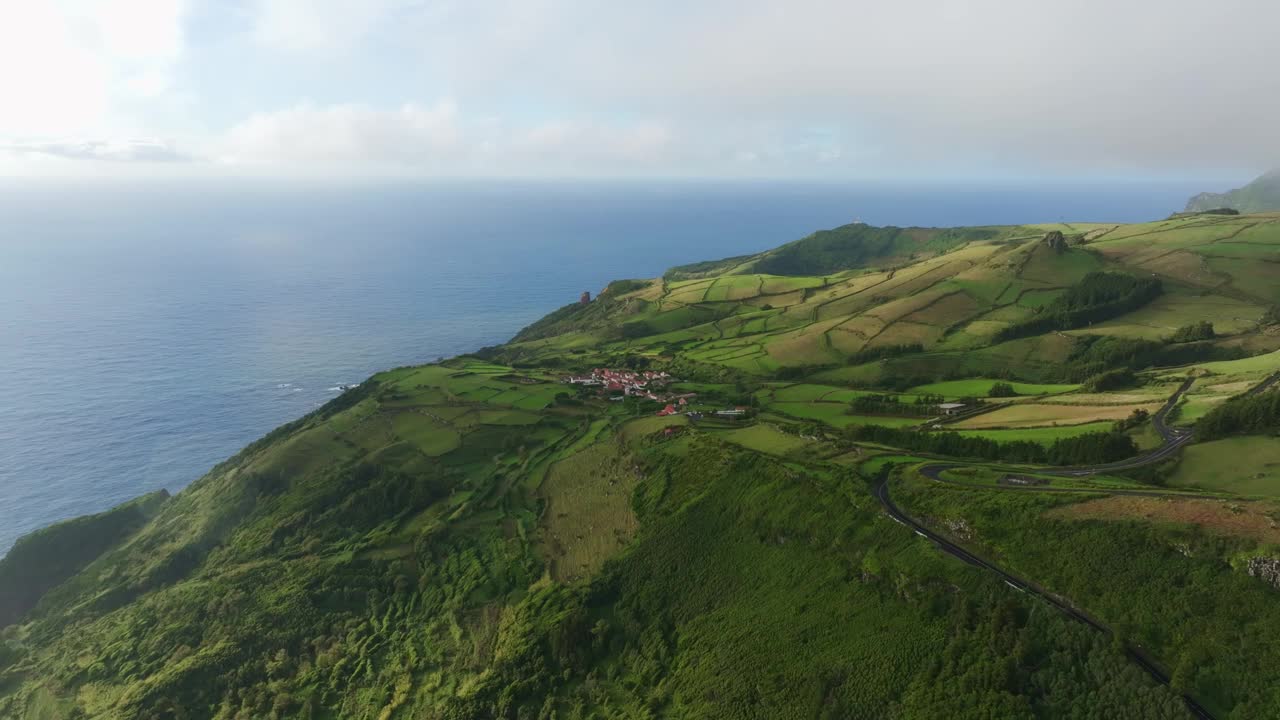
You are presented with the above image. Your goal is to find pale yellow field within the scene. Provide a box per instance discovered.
[1203,380,1253,393]
[866,287,956,323]
[953,402,1164,429]
[1037,392,1167,406]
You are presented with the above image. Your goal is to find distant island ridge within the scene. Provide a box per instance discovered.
[1186,169,1280,213]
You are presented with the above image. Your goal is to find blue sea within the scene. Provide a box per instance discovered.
[0,179,1207,556]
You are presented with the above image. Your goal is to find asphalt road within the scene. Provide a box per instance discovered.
[873,373,1280,719]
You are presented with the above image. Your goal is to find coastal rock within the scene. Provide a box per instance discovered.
[1247,556,1280,590]
[1043,230,1068,252]
[942,517,974,541]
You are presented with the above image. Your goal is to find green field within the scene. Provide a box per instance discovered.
[713,424,814,455]
[538,442,639,582]
[1167,436,1280,496]
[954,421,1115,444]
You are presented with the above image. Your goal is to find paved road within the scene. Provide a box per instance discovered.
[874,373,1280,719]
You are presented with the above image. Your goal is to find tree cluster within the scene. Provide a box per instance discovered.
[994,272,1163,342]
[843,424,1138,465]
[1170,321,1215,344]
[989,382,1018,398]
[845,343,924,366]
[1082,368,1137,392]
[850,394,950,416]
[1197,388,1280,440]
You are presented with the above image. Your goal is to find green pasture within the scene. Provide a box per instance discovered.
[1167,436,1280,496]
[712,424,814,455]
[952,421,1114,445]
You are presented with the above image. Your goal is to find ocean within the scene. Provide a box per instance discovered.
[0,179,1206,556]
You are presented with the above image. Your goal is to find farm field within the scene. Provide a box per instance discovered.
[765,401,924,428]
[1167,436,1280,496]
[712,424,814,455]
[1046,495,1280,545]
[953,421,1115,444]
[951,402,1163,430]
[538,441,640,582]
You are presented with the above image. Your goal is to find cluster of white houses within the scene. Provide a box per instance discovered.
[564,368,748,419]
[563,368,673,400]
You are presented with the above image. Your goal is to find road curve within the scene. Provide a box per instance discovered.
[873,373,1280,719]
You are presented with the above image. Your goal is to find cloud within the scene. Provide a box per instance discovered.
[214,100,680,176]
[2,138,190,162]
[384,0,1280,176]
[249,0,419,53]
[216,101,463,167]
[6,0,1280,178]
[0,0,188,137]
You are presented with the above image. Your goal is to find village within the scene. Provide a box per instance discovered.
[563,368,750,419]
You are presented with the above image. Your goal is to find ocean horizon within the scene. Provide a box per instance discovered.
[0,178,1208,557]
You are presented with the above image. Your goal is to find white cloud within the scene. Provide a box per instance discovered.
[249,0,418,53]
[213,100,683,176]
[217,101,462,168]
[390,0,1280,175]
[512,121,672,165]
[1,137,189,162]
[0,0,188,136]
[4,0,1280,178]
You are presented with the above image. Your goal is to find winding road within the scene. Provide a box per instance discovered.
[875,372,1280,720]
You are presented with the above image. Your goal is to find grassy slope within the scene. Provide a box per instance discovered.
[0,491,169,628]
[507,214,1280,381]
[1166,436,1280,496]
[5,214,1280,718]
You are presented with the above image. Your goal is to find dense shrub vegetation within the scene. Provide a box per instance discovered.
[897,473,1280,717]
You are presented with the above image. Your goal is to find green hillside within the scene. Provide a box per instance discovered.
[1186,170,1280,213]
[5,213,1280,719]
[0,491,169,628]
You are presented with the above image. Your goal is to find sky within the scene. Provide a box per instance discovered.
[1,0,1277,182]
